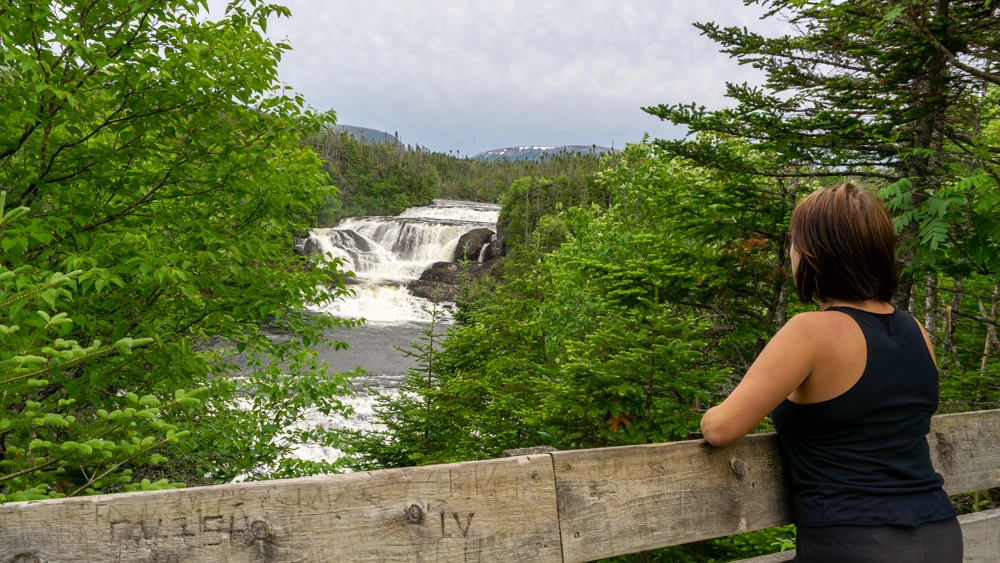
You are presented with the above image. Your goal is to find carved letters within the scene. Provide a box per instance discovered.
[453,512,474,537]
[439,511,475,538]
[107,514,271,548]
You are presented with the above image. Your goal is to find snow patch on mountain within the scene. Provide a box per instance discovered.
[473,144,611,161]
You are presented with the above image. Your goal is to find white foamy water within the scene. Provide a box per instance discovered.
[319,283,457,324]
[399,199,503,223]
[285,388,398,464]
[232,387,398,481]
[304,200,499,324]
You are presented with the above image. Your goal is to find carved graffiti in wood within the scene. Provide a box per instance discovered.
[453,512,474,537]
[106,514,272,547]
[439,511,474,537]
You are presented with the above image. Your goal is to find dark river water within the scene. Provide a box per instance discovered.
[320,322,433,388]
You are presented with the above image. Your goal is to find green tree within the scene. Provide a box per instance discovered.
[346,304,462,469]
[0,0,351,499]
[645,0,1000,304]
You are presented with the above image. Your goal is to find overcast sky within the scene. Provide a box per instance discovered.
[211,1,791,156]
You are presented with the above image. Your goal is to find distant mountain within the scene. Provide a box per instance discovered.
[331,124,400,145]
[328,126,610,161]
[473,145,611,161]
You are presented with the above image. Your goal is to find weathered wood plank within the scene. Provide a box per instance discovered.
[734,550,796,563]
[554,409,1000,563]
[553,435,791,563]
[961,508,1000,563]
[734,508,1000,563]
[929,410,1000,495]
[0,454,561,563]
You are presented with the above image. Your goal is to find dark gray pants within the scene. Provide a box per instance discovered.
[794,517,963,563]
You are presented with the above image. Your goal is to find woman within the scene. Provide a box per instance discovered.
[699,183,962,562]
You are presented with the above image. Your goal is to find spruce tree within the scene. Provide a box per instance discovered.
[644,0,1000,303]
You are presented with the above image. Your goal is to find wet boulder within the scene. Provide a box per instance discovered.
[486,223,508,260]
[295,236,324,256]
[407,260,497,302]
[453,228,495,262]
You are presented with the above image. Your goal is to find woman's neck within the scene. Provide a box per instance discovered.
[818,299,895,314]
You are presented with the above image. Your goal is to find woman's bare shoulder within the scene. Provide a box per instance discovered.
[782,309,857,336]
[779,310,865,361]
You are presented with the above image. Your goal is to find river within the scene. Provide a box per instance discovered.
[286,199,500,463]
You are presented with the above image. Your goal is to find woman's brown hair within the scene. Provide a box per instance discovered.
[789,183,899,304]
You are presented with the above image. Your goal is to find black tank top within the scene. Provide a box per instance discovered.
[770,306,956,527]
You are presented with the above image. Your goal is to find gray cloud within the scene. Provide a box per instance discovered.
[210,1,790,155]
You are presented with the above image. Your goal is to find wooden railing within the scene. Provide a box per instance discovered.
[2,409,999,562]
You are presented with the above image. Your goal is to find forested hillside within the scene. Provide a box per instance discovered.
[303,127,608,224]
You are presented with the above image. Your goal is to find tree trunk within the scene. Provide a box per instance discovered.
[945,278,964,374]
[978,282,999,377]
[777,285,788,327]
[893,267,915,312]
[766,232,789,328]
[925,273,939,342]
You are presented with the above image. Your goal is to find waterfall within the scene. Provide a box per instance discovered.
[308,229,396,273]
[304,200,500,324]
[478,234,497,262]
[399,199,502,222]
[270,200,501,471]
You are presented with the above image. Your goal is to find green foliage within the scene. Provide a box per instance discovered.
[497,173,608,252]
[306,130,439,222]
[532,214,568,252]
[0,0,353,499]
[645,0,1000,304]
[616,525,797,563]
[544,296,723,446]
[0,250,195,501]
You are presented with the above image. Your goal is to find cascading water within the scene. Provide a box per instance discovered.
[285,200,500,465]
[304,200,500,323]
[478,234,497,262]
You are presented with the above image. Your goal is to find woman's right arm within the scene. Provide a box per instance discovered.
[700,312,824,446]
